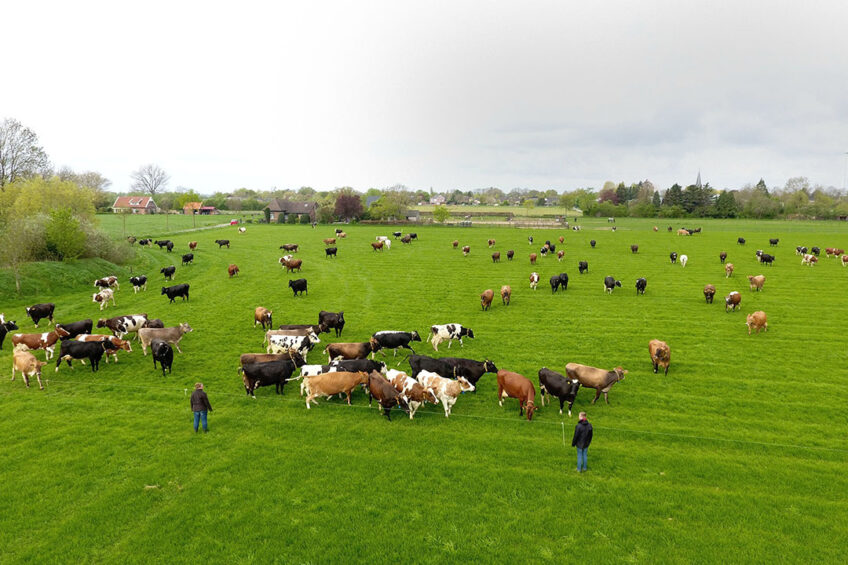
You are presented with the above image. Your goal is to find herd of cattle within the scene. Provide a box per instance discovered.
[2,225,845,422]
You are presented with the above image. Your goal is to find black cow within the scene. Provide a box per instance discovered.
[719,252,727,264]
[408,354,455,379]
[160,265,176,280]
[439,358,498,389]
[578,261,588,274]
[130,275,148,293]
[506,250,514,261]
[142,318,165,329]
[669,251,678,264]
[0,320,19,349]
[769,238,779,247]
[56,340,117,372]
[590,240,596,248]
[26,303,55,327]
[738,237,746,245]
[538,367,580,416]
[215,239,230,248]
[549,274,568,292]
[162,284,190,303]
[760,253,775,266]
[55,319,93,340]
[549,244,556,254]
[604,276,622,293]
[409,233,418,240]
[392,231,402,238]
[811,246,821,256]
[635,277,647,295]
[318,311,344,336]
[370,331,421,356]
[181,253,194,266]
[155,240,173,251]
[289,279,307,296]
[329,359,386,374]
[239,357,305,396]
[151,339,173,377]
[325,247,338,258]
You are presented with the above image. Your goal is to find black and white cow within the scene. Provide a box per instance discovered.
[760,253,775,266]
[669,251,678,264]
[26,303,55,327]
[97,314,148,339]
[55,319,93,340]
[0,319,19,349]
[538,367,580,416]
[635,277,647,295]
[162,284,190,303]
[130,276,148,293]
[267,333,320,359]
[439,358,498,389]
[160,265,176,280]
[181,253,194,266]
[427,324,475,351]
[370,331,422,357]
[604,276,622,294]
[408,354,456,379]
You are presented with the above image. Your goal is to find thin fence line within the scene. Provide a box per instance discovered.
[16,377,848,455]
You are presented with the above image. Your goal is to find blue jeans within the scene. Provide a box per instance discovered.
[193,411,208,432]
[576,447,588,471]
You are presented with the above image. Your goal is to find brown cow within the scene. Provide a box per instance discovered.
[557,250,565,261]
[496,370,537,420]
[188,241,197,250]
[367,372,404,420]
[323,238,336,246]
[631,245,639,254]
[488,239,496,248]
[719,251,727,263]
[704,284,716,304]
[462,246,470,256]
[371,241,384,252]
[228,264,240,277]
[304,370,369,408]
[507,250,514,261]
[559,236,564,244]
[725,263,734,278]
[565,363,627,404]
[284,258,303,273]
[11,327,70,360]
[746,311,768,335]
[648,339,670,375]
[530,253,537,265]
[677,229,690,236]
[842,255,848,267]
[401,235,411,244]
[725,291,741,312]
[452,240,459,249]
[481,289,494,311]
[324,339,381,361]
[338,232,347,238]
[492,251,500,263]
[747,274,765,291]
[501,285,511,306]
[12,349,47,389]
[254,307,273,330]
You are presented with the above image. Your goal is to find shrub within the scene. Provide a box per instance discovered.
[299,214,311,224]
[287,213,298,224]
[276,214,286,224]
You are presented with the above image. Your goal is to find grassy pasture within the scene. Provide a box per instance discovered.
[1,217,847,563]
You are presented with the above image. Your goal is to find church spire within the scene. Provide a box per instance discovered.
[696,170,702,189]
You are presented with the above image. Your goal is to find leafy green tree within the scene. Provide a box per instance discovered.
[263,207,271,222]
[662,184,683,207]
[175,190,203,209]
[287,213,298,224]
[46,207,86,260]
[432,205,450,223]
[522,198,536,210]
[0,216,43,292]
[299,214,311,224]
[713,190,739,218]
[651,191,661,208]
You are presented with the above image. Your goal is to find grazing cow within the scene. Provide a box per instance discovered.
[288,278,307,296]
[238,226,246,234]
[376,235,389,242]
[417,370,474,417]
[12,350,48,389]
[811,246,821,256]
[371,331,421,357]
[325,247,338,258]
[529,272,539,290]
[228,264,240,277]
[501,285,511,306]
[26,303,55,327]
[280,244,299,253]
[725,291,741,312]
[677,229,690,236]
[11,327,70,360]
[603,276,622,294]
[669,251,678,264]
[151,340,173,376]
[284,258,303,272]
[268,333,320,359]
[557,250,565,261]
[303,371,369,407]
[97,314,148,339]
[725,263,734,278]
[383,239,392,250]
[323,238,336,246]
[559,236,565,244]
[0,319,19,349]
[94,276,119,290]
[680,254,688,268]
[241,357,306,397]
[462,245,470,256]
[828,247,845,258]
[648,339,670,375]
[408,354,456,379]
[748,274,765,291]
[439,358,498,388]
[635,277,647,295]
[127,236,136,245]
[530,253,537,264]
[386,369,437,419]
[769,238,779,246]
[497,370,537,420]
[161,284,190,303]
[760,253,775,266]
[92,288,116,311]
[139,323,193,354]
[55,339,117,372]
[452,240,459,249]
[254,307,273,330]
[371,241,384,252]
[549,275,563,293]
[746,311,768,335]
[565,363,627,404]
[318,311,345,336]
[324,338,380,361]
[578,261,588,274]
[240,352,304,367]
[401,235,411,244]
[795,246,807,255]
[590,240,596,248]
[130,275,147,293]
[548,244,556,254]
[480,289,494,311]
[55,319,92,341]
[704,284,716,303]
[492,251,501,263]
[182,253,194,265]
[215,239,230,248]
[719,251,727,263]
[368,372,405,420]
[631,245,639,254]
[142,318,164,329]
[738,237,746,245]
[160,265,176,280]
[538,368,580,416]
[428,324,474,351]
[155,239,173,250]
[76,334,132,363]
[189,241,197,250]
[539,246,549,256]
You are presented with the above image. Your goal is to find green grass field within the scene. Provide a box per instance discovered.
[416,204,575,218]
[1,217,847,563]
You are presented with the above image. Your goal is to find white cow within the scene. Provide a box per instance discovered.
[92,288,116,310]
[427,324,475,351]
[416,370,475,417]
[238,227,247,233]
[267,333,319,359]
[680,254,688,268]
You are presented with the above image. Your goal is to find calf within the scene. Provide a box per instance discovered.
[228,264,240,277]
[719,251,727,263]
[578,261,588,274]
[92,288,116,311]
[746,311,768,335]
[648,339,670,375]
[538,367,580,416]
[497,370,537,420]
[324,338,380,361]
[160,265,176,280]
[11,327,70,360]
[304,371,368,407]
[325,247,338,258]
[55,319,92,340]
[0,320,19,349]
[254,307,273,330]
[97,314,148,339]
[318,311,344,336]
[565,363,627,404]
[704,284,716,303]
[162,283,190,303]
[725,291,741,312]
[130,275,148,293]
[215,239,230,248]
[480,289,494,311]
[417,370,474,417]
[182,253,194,265]
[501,285,511,306]
[371,331,421,357]
[748,274,765,291]
[408,354,456,379]
[427,324,474,351]
[439,358,498,389]
[94,276,119,290]
[26,303,55,327]
[603,276,622,294]
[529,272,539,290]
[138,323,193,354]
[507,250,514,261]
[241,357,306,397]
[492,251,500,263]
[151,340,173,376]
[289,278,307,296]
[368,372,404,420]
[76,334,132,363]
[725,263,734,278]
[55,339,117,372]
[386,369,437,419]
[635,277,647,295]
[12,350,47,389]
[462,245,470,256]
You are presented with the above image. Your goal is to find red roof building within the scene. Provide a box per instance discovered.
[113,196,157,214]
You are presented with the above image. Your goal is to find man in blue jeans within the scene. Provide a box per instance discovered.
[190,382,213,432]
[572,412,593,472]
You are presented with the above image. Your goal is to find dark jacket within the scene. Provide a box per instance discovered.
[572,419,593,449]
[190,389,213,412]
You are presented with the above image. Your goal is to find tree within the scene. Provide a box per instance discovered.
[662,184,683,207]
[46,207,86,260]
[651,191,661,208]
[598,186,618,204]
[370,190,412,220]
[175,189,203,210]
[0,216,43,293]
[130,164,170,196]
[0,118,51,189]
[57,167,113,210]
[432,205,450,223]
[334,189,364,220]
[713,190,739,218]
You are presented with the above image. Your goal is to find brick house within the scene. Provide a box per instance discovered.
[112,196,157,214]
[265,199,317,222]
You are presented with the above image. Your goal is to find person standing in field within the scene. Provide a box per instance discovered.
[191,382,213,433]
[572,411,593,472]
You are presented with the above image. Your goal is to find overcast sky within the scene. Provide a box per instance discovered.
[4,1,848,194]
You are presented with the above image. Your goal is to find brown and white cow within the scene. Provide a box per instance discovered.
[254,307,273,330]
[386,369,437,419]
[92,288,116,310]
[501,285,511,306]
[12,349,47,389]
[488,239,496,248]
[97,314,148,340]
[648,339,670,375]
[462,245,470,256]
[94,276,119,291]
[416,370,475,417]
[11,327,70,360]
[725,263,734,278]
[746,311,768,335]
[802,254,818,266]
[842,255,848,267]
[496,370,537,420]
[284,258,303,273]
[725,291,741,312]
